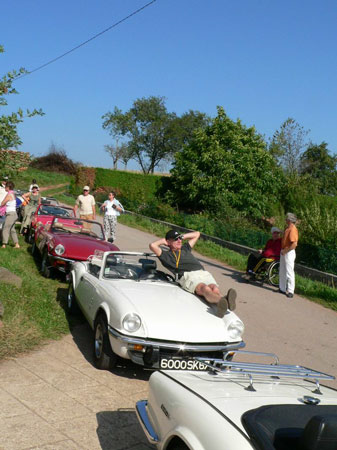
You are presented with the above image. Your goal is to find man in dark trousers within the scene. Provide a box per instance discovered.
[150,229,237,317]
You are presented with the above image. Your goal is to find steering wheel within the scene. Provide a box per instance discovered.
[126,268,138,280]
[156,271,176,283]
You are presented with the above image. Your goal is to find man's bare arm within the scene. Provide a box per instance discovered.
[149,238,167,257]
[182,231,200,248]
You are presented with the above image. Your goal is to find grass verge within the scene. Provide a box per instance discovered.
[0,230,79,360]
[118,213,337,311]
[12,167,73,191]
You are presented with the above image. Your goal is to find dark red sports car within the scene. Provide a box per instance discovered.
[32,216,119,277]
[28,204,76,243]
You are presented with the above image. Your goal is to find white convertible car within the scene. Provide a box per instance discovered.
[68,251,245,370]
[136,351,337,450]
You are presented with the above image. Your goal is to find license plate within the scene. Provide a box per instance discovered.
[159,357,210,371]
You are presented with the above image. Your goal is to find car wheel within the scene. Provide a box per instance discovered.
[41,249,52,278]
[67,282,79,314]
[93,314,117,370]
[31,240,36,255]
[170,442,189,450]
[268,261,280,287]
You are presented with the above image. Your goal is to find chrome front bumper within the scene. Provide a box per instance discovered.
[136,400,159,444]
[108,325,245,352]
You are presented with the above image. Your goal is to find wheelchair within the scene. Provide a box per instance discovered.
[246,257,280,287]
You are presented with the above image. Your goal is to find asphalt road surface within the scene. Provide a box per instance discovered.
[0,221,336,449]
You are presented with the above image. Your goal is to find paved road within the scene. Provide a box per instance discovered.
[1,221,336,449]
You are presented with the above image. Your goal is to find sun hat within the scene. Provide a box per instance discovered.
[83,185,90,191]
[271,226,281,233]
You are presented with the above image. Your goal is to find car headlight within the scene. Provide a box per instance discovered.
[55,244,65,256]
[228,319,245,340]
[122,313,141,333]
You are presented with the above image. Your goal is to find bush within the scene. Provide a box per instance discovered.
[72,166,96,195]
[30,150,78,174]
[0,149,31,175]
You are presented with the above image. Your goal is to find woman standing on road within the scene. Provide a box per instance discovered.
[20,184,41,235]
[100,191,124,242]
[1,181,20,249]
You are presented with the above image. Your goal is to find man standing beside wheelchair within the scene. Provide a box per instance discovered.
[243,227,282,283]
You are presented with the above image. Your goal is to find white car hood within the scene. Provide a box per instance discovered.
[102,280,242,343]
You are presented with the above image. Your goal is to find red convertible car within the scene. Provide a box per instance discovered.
[28,204,76,243]
[32,216,119,277]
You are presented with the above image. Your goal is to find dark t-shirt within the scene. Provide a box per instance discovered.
[158,243,204,276]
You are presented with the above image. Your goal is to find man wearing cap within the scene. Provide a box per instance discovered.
[150,230,237,317]
[74,186,96,221]
[279,212,298,298]
[245,227,282,276]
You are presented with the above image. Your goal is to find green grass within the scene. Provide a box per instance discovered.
[119,213,337,311]
[0,230,79,359]
[12,167,73,191]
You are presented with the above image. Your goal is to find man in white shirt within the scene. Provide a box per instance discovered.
[100,191,124,242]
[0,176,8,205]
[74,186,96,221]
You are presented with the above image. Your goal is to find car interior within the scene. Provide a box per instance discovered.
[103,255,174,282]
[242,404,337,450]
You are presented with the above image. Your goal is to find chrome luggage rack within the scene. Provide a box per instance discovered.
[196,350,335,394]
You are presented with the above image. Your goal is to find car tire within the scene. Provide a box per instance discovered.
[41,248,52,278]
[93,314,117,370]
[170,443,189,450]
[67,282,80,314]
[31,240,36,255]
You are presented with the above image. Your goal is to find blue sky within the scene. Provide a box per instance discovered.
[2,0,337,171]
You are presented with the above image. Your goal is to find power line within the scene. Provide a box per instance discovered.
[16,0,157,80]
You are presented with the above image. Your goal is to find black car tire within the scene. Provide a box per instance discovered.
[67,282,80,314]
[171,443,190,450]
[31,240,36,255]
[41,248,52,278]
[93,314,117,370]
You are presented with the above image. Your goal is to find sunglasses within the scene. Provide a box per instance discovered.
[174,235,183,241]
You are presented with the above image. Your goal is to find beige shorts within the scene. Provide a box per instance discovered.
[178,269,218,294]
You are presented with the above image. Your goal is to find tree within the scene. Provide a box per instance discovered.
[104,140,130,170]
[169,107,284,219]
[0,45,44,150]
[300,142,337,194]
[102,96,209,174]
[269,118,309,176]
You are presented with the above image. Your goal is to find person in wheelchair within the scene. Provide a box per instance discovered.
[245,227,282,278]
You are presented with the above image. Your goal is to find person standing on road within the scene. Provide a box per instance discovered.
[150,229,237,317]
[100,191,124,242]
[279,212,298,298]
[1,181,20,248]
[74,186,96,221]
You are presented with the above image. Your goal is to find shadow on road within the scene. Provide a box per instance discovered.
[96,410,155,450]
[57,287,152,382]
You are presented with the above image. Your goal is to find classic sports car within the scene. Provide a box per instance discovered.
[33,216,119,277]
[136,351,337,450]
[28,204,75,243]
[67,251,245,370]
[41,196,59,206]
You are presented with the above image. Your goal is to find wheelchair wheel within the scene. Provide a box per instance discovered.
[268,261,280,287]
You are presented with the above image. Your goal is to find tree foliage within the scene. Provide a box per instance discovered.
[169,107,284,219]
[102,96,209,174]
[300,142,337,195]
[0,45,44,150]
[269,118,309,176]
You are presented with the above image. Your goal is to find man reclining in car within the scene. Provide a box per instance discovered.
[149,229,237,317]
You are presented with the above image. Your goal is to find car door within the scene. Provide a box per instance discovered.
[76,269,100,326]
